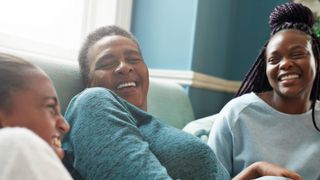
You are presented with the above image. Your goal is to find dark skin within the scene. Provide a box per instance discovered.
[0,69,70,159]
[233,30,314,180]
[233,162,302,180]
[88,35,149,111]
[261,30,315,114]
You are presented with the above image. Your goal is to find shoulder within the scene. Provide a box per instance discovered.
[77,87,117,101]
[220,92,261,116]
[214,92,266,129]
[0,128,73,180]
[67,87,123,110]
[0,127,45,145]
[315,100,320,111]
[0,127,55,158]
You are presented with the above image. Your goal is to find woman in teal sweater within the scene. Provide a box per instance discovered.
[62,25,230,179]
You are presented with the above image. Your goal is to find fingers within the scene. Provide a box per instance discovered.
[249,162,302,180]
[282,171,302,180]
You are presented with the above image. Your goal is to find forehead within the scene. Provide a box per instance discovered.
[91,35,139,54]
[267,30,311,51]
[23,69,57,97]
[8,69,57,109]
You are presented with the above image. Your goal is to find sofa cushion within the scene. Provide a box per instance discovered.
[183,114,220,142]
[147,79,195,129]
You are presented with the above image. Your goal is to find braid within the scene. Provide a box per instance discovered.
[311,35,320,131]
[269,2,314,32]
[236,42,269,97]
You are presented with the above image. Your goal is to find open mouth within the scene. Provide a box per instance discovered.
[278,74,300,81]
[51,136,61,149]
[116,82,137,90]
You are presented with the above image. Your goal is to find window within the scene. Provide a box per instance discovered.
[0,0,132,60]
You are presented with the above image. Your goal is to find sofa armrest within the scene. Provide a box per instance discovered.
[183,114,220,142]
[148,78,195,129]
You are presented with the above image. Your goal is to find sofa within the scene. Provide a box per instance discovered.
[4,49,195,129]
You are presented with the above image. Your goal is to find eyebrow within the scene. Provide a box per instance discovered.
[43,96,58,104]
[95,49,142,67]
[124,49,141,56]
[96,53,114,63]
[289,45,308,51]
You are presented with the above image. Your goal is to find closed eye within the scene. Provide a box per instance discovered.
[47,104,59,116]
[127,58,142,64]
[95,59,118,70]
[95,62,117,70]
[291,52,308,60]
[267,56,281,64]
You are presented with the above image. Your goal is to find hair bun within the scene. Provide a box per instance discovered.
[269,2,314,31]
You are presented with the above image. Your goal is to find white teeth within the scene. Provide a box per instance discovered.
[52,137,61,148]
[117,82,136,89]
[280,74,299,81]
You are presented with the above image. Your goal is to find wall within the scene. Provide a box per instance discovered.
[131,0,288,118]
[131,0,197,70]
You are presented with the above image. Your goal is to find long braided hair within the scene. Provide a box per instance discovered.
[235,2,320,132]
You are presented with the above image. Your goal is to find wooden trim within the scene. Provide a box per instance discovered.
[149,69,241,93]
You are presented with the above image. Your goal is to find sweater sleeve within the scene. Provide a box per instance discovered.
[63,88,172,180]
[208,112,234,177]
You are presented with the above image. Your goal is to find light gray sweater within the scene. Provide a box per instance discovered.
[208,92,320,179]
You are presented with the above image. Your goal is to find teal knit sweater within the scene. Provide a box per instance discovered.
[62,87,230,180]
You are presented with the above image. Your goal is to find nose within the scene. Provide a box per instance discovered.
[57,114,70,134]
[279,57,294,70]
[115,61,133,75]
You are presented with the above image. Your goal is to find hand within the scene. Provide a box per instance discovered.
[233,161,302,180]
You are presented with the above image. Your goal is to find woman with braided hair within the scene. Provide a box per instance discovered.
[208,2,320,180]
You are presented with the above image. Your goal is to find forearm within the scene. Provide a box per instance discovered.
[233,161,302,180]
[232,162,260,180]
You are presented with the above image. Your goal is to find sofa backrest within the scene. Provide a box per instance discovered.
[147,79,195,128]
[1,49,194,129]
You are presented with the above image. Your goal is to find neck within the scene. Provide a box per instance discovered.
[258,91,312,114]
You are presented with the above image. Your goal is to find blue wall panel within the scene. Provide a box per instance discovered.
[131,0,198,70]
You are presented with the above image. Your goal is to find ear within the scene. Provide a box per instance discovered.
[0,109,10,128]
[0,110,5,128]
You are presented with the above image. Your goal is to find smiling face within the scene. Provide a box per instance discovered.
[265,30,316,100]
[0,69,70,159]
[88,35,149,110]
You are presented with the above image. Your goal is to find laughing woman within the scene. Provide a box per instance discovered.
[208,2,320,180]
[62,26,230,180]
[0,53,72,180]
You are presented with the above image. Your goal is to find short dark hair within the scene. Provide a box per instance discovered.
[236,2,320,131]
[78,25,141,87]
[0,53,37,110]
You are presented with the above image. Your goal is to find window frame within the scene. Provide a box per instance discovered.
[0,0,133,61]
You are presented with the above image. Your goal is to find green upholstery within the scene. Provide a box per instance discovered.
[2,49,195,129]
[147,79,195,129]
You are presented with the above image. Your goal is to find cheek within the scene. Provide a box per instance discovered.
[309,61,317,78]
[30,116,54,139]
[141,67,149,89]
[265,66,274,80]
[92,71,114,88]
[38,122,57,145]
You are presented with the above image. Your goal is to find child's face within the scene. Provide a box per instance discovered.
[0,69,70,159]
